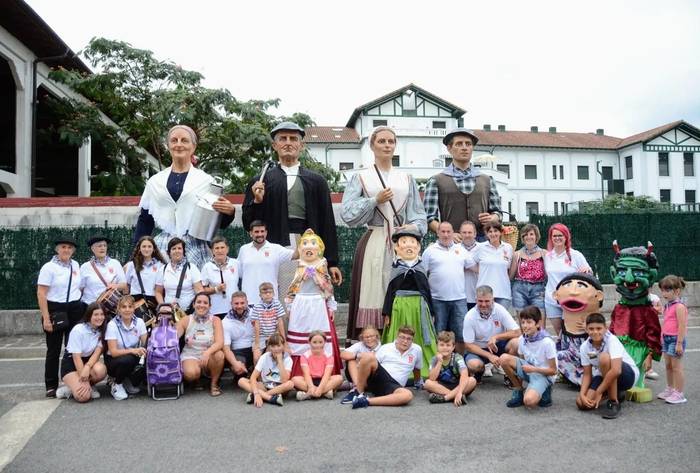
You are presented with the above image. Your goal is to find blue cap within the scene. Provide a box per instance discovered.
[443,127,479,146]
[270,121,305,139]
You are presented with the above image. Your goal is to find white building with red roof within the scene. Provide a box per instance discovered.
[305,84,700,220]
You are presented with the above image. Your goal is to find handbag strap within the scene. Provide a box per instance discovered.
[135,268,146,295]
[175,262,189,300]
[65,262,73,303]
[90,260,110,288]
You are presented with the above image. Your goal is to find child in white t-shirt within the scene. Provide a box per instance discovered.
[237,333,293,407]
[500,306,557,409]
[576,313,639,419]
[340,325,381,404]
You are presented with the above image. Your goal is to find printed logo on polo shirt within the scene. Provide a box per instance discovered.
[152,266,158,272]
[408,354,415,363]
[108,267,114,274]
[455,249,460,254]
[229,267,236,273]
[264,251,270,257]
[494,320,501,328]
[73,270,78,276]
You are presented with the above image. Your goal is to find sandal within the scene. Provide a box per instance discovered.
[210,384,222,397]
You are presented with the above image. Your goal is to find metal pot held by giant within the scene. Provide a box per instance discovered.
[187,181,224,242]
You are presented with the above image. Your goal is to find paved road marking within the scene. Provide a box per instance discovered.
[0,358,44,362]
[0,399,61,471]
[0,383,44,389]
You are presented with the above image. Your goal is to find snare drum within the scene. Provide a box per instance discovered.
[96,287,121,318]
[134,298,156,328]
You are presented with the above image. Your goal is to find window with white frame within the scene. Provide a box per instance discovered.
[525,201,539,215]
[524,165,537,179]
[658,152,669,177]
[577,166,590,180]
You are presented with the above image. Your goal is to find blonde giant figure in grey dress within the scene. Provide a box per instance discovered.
[341,126,427,342]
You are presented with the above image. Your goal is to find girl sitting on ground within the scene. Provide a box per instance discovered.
[293,330,344,401]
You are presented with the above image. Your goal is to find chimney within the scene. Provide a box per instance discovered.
[549,126,557,133]
[498,125,506,132]
[596,128,604,135]
[483,124,491,131]
[530,126,538,133]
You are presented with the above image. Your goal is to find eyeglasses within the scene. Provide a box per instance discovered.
[396,335,413,342]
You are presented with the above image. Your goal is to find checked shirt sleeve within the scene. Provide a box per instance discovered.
[423,176,440,225]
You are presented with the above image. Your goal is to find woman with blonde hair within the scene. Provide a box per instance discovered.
[341,126,427,342]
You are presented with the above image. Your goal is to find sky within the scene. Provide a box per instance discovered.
[24,0,700,138]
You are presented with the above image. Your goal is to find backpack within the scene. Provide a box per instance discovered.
[146,313,183,400]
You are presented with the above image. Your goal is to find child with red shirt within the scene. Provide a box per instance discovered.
[293,331,343,400]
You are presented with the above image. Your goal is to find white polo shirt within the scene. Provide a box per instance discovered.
[462,303,519,349]
[343,341,381,355]
[201,257,240,315]
[237,241,294,305]
[461,241,482,303]
[37,258,82,303]
[80,258,126,304]
[544,249,589,306]
[66,323,102,356]
[421,241,476,301]
[222,313,255,350]
[105,317,147,355]
[580,332,640,385]
[375,342,423,386]
[156,262,202,310]
[124,260,164,296]
[473,241,513,300]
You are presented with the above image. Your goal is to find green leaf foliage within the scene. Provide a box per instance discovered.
[47,37,339,194]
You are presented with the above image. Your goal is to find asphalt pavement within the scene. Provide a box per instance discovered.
[1,324,699,472]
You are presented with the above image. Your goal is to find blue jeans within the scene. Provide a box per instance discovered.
[432,299,468,342]
[662,335,686,358]
[511,280,545,311]
[494,297,512,310]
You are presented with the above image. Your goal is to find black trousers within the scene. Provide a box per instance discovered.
[44,300,85,390]
[105,354,145,385]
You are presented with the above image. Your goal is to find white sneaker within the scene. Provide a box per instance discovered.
[657,386,674,400]
[492,365,505,376]
[56,386,72,399]
[665,390,687,405]
[483,364,494,378]
[296,391,310,401]
[111,383,128,401]
[90,386,100,399]
[122,378,141,395]
[324,390,334,400]
[645,369,660,380]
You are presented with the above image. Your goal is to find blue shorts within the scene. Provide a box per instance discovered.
[432,299,467,342]
[662,335,686,358]
[545,302,563,319]
[511,280,545,311]
[515,358,552,396]
[464,339,509,365]
[589,362,636,392]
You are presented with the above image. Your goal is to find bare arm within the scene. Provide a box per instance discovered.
[37,285,52,332]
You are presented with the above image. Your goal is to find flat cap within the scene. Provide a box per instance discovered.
[391,227,422,244]
[443,127,479,146]
[270,121,305,139]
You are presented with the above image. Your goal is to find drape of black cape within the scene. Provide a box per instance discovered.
[242,165,339,267]
[382,259,434,319]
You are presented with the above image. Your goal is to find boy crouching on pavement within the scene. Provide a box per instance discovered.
[500,306,556,408]
[424,331,476,406]
[576,312,639,419]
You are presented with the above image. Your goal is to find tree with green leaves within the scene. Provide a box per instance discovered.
[48,37,340,195]
[574,195,671,213]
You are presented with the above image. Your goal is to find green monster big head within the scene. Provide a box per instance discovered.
[610,240,658,306]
